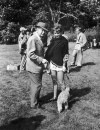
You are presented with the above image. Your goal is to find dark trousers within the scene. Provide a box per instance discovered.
[28,72,42,107]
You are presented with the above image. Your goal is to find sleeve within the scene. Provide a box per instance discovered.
[64,39,69,55]
[63,39,69,64]
[44,45,51,62]
[76,35,79,43]
[18,35,22,51]
[18,35,21,43]
[27,38,43,64]
[81,34,87,47]
[18,35,27,48]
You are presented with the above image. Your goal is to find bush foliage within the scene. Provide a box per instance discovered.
[0,0,99,44]
[0,22,19,44]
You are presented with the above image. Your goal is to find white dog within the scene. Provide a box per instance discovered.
[57,87,70,113]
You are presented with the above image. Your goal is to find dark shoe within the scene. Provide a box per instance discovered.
[76,65,82,68]
[70,64,77,67]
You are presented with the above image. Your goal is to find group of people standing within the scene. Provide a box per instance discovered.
[18,22,87,109]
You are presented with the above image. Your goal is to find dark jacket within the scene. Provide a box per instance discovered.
[45,35,69,66]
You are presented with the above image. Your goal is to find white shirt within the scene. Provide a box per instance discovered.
[76,32,87,47]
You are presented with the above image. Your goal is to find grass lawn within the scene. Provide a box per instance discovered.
[0,43,100,130]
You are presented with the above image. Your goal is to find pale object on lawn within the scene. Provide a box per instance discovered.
[7,64,18,71]
[90,42,93,48]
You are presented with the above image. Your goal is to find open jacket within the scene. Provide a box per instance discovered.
[26,32,44,73]
[76,32,87,48]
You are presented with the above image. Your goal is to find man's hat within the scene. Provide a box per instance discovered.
[20,27,27,32]
[36,22,48,32]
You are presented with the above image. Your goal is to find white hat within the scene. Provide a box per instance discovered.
[20,27,27,32]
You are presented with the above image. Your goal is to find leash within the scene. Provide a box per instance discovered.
[64,71,71,88]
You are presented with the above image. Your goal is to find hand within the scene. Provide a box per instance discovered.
[42,59,48,64]
[63,54,69,62]
[42,59,48,69]
[62,66,66,72]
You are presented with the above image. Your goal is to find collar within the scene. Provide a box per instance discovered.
[33,32,44,48]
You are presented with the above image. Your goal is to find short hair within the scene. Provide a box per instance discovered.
[75,26,84,32]
[20,27,27,32]
[53,23,63,33]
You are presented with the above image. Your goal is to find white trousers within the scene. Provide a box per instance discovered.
[71,44,83,66]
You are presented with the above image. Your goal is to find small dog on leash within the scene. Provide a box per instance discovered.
[57,87,70,113]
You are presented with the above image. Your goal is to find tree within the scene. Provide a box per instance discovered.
[74,0,100,28]
[31,0,77,30]
[0,0,34,25]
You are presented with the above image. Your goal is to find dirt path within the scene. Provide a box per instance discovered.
[0,43,100,130]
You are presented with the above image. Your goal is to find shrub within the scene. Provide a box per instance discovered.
[0,22,20,44]
[0,20,8,31]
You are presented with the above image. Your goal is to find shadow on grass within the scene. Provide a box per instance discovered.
[82,62,95,67]
[40,90,61,105]
[69,87,91,109]
[69,66,81,73]
[0,115,45,130]
[69,62,95,73]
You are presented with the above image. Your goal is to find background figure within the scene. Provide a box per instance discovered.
[45,23,69,101]
[70,26,87,67]
[26,28,32,39]
[18,27,27,72]
[47,30,54,46]
[26,22,48,108]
